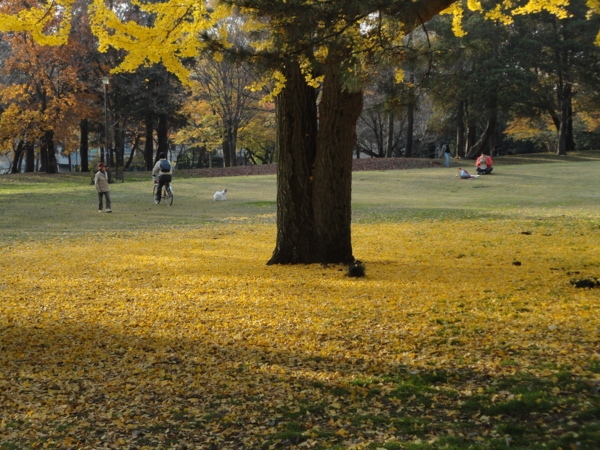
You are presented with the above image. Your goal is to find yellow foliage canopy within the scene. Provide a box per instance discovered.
[2,0,592,83]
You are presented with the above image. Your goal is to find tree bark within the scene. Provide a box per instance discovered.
[267,61,319,264]
[567,100,575,152]
[465,113,496,160]
[556,83,571,156]
[124,135,140,171]
[42,130,58,174]
[156,114,169,162]
[11,141,25,174]
[313,66,363,264]
[266,0,459,264]
[196,145,207,168]
[385,112,394,158]
[222,135,232,167]
[25,142,35,173]
[80,119,89,172]
[145,114,154,170]
[465,103,477,158]
[456,99,465,158]
[40,139,47,172]
[404,73,415,158]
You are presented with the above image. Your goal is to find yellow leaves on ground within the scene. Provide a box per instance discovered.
[0,219,598,448]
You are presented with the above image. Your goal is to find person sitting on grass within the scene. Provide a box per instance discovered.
[476,153,494,174]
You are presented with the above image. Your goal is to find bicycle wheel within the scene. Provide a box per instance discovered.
[165,186,173,206]
[153,184,160,204]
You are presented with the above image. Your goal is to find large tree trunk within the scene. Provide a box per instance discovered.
[145,114,154,170]
[80,119,89,172]
[313,66,363,264]
[267,61,319,265]
[268,62,362,265]
[456,99,465,158]
[156,114,168,162]
[266,0,459,265]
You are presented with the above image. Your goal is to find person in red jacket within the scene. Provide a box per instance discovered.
[476,153,493,174]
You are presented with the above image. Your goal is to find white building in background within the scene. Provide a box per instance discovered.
[1,145,183,174]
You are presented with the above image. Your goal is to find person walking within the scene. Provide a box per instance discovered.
[152,152,172,203]
[441,141,452,167]
[95,162,112,213]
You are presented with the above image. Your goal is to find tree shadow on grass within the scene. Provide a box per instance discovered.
[1,320,598,450]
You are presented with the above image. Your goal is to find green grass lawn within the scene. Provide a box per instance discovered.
[2,153,600,240]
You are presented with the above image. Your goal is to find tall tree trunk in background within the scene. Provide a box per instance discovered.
[489,107,498,156]
[11,141,25,174]
[404,73,415,158]
[557,82,571,156]
[385,112,394,157]
[40,140,47,172]
[465,100,477,157]
[456,100,465,158]
[222,135,232,167]
[145,114,154,170]
[465,110,496,159]
[268,61,319,264]
[197,145,207,168]
[124,135,140,171]
[25,142,35,172]
[229,126,238,166]
[113,119,126,168]
[80,119,89,172]
[567,100,575,152]
[156,114,168,162]
[17,150,24,173]
[42,130,58,174]
[548,107,561,131]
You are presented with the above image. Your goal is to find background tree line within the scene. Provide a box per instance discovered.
[0,0,598,176]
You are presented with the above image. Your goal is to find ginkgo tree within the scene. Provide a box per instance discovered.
[0,0,589,263]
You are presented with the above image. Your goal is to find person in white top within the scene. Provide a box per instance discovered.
[152,152,173,202]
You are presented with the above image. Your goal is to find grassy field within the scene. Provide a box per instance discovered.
[2,151,600,238]
[0,153,599,450]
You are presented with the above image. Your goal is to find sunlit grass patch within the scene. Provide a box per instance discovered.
[0,217,599,449]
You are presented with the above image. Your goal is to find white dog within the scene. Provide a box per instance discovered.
[213,189,227,201]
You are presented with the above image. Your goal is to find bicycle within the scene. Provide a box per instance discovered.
[153,178,174,206]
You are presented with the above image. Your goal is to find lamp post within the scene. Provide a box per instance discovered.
[101,77,110,166]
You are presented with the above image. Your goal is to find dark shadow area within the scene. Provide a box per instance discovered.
[1,318,598,449]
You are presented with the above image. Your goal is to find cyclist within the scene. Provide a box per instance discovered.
[152,152,172,202]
